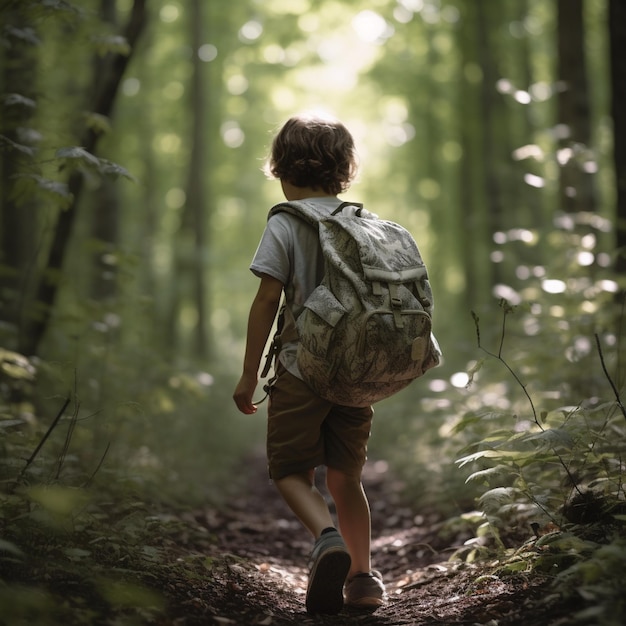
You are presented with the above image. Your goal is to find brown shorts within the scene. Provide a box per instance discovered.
[266,365,373,480]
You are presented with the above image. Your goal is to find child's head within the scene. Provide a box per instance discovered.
[266,113,358,195]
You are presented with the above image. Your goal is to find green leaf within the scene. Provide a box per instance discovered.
[35,177,71,200]
[499,559,530,573]
[466,358,485,386]
[34,0,82,17]
[520,428,574,450]
[456,449,529,467]
[56,146,101,167]
[0,134,37,156]
[0,419,25,430]
[2,93,37,109]
[3,26,41,46]
[0,348,36,380]
[83,112,112,135]
[478,486,521,510]
[465,465,514,484]
[11,174,72,208]
[98,158,137,181]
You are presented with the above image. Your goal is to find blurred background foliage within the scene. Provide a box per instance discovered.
[1,0,625,540]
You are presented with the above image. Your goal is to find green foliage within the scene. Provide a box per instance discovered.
[10,174,72,208]
[0,349,258,624]
[55,146,135,180]
[0,461,212,625]
[552,539,626,626]
[443,294,626,625]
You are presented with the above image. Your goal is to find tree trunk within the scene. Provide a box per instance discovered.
[90,0,120,302]
[20,0,147,356]
[609,0,626,281]
[187,0,209,359]
[556,0,596,214]
[476,0,504,286]
[457,0,491,315]
[0,4,39,348]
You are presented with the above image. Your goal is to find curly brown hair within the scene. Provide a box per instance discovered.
[265,114,358,195]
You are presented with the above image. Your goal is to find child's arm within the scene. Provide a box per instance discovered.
[233,274,284,414]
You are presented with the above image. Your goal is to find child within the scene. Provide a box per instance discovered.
[233,113,386,615]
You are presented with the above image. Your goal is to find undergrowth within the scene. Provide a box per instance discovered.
[449,300,626,626]
[0,348,258,625]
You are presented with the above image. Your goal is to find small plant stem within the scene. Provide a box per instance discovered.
[55,400,80,479]
[20,397,70,478]
[472,309,540,428]
[498,308,507,359]
[83,442,111,488]
[595,333,626,422]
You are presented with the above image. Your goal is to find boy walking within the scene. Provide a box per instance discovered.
[233,113,385,615]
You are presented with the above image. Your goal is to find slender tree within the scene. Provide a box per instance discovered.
[556,0,596,215]
[0,2,40,347]
[609,0,626,282]
[20,0,147,356]
[90,0,122,302]
[457,0,491,313]
[186,0,209,359]
[476,0,505,286]
[165,0,209,358]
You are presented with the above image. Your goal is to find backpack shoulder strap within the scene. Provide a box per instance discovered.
[332,201,364,216]
[268,200,370,224]
[268,200,323,226]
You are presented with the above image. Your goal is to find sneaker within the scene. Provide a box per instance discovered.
[305,530,352,615]
[344,570,386,608]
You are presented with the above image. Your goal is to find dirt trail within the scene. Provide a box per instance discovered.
[164,453,563,626]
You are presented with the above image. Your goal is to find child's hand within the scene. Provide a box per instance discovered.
[233,373,259,414]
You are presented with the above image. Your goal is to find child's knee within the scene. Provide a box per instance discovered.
[326,466,362,491]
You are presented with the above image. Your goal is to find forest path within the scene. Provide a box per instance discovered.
[166,451,560,625]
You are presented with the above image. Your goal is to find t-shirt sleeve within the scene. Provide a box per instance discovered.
[250,214,292,285]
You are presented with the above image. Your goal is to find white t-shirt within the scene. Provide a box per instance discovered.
[250,196,343,379]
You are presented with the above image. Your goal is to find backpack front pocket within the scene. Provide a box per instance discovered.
[297,284,346,358]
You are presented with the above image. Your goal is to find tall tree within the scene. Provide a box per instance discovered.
[457,0,491,314]
[609,0,626,283]
[0,2,40,347]
[90,0,122,302]
[556,0,596,215]
[165,0,211,358]
[186,0,209,359]
[476,0,505,286]
[20,0,147,356]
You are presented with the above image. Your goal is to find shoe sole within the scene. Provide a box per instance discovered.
[306,546,351,615]
[346,596,384,609]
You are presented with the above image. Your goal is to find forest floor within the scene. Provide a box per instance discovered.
[156,452,574,626]
[2,450,582,626]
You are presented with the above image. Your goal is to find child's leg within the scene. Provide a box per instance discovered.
[326,467,372,577]
[274,469,335,538]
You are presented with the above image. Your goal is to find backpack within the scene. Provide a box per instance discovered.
[264,200,441,407]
